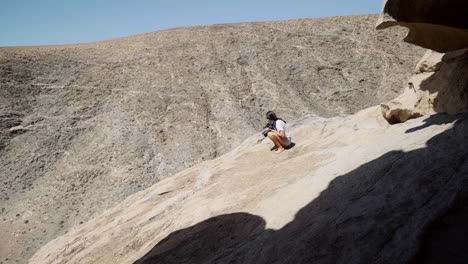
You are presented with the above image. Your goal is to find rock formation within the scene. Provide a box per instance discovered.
[376,0,468,52]
[380,49,468,124]
[0,15,424,263]
[377,0,468,124]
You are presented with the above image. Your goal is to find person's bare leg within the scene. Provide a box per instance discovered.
[267,131,286,153]
[267,132,281,150]
[276,146,285,153]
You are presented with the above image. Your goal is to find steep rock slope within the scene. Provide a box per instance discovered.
[26,107,468,264]
[0,15,424,263]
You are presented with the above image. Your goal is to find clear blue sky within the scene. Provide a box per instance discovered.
[1,0,381,47]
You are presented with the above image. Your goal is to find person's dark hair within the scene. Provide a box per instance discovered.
[266,111,278,121]
[266,111,286,123]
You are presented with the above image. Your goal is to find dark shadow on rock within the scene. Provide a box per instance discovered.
[416,56,468,114]
[134,213,266,264]
[0,113,23,151]
[135,114,468,264]
[410,187,468,264]
[285,142,296,150]
[405,112,464,133]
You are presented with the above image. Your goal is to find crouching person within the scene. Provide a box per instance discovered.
[263,111,292,153]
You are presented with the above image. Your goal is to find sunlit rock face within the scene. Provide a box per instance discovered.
[26,107,468,264]
[376,0,468,52]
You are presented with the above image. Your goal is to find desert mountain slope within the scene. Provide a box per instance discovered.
[0,15,424,263]
[27,107,468,264]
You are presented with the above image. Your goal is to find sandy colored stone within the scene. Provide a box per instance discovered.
[26,107,468,264]
[415,50,443,74]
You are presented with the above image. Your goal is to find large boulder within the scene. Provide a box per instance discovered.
[376,0,468,52]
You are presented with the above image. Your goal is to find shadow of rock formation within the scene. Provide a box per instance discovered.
[136,114,468,264]
[405,113,463,133]
[135,213,266,264]
[417,55,468,114]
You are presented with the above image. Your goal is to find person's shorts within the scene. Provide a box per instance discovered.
[283,137,292,147]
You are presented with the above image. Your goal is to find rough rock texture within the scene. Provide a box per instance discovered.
[381,49,468,123]
[414,50,443,74]
[26,107,468,264]
[376,0,468,52]
[0,15,425,263]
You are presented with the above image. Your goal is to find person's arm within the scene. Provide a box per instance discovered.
[278,130,286,138]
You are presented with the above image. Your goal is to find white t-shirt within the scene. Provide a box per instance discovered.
[275,120,291,138]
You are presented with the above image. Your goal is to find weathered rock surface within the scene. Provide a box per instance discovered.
[376,0,468,52]
[414,50,443,74]
[381,49,468,123]
[26,107,468,264]
[0,15,425,263]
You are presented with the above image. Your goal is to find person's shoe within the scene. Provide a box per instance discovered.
[276,147,285,153]
[270,146,278,151]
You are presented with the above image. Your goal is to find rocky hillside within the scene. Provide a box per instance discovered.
[22,0,468,262]
[0,15,425,263]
